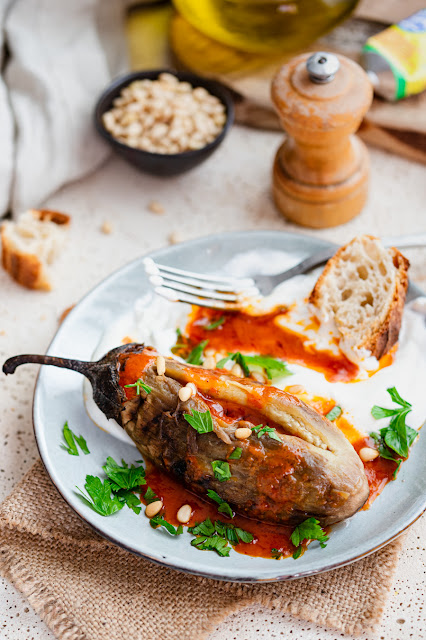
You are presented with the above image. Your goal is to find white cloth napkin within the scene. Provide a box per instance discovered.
[0,0,128,217]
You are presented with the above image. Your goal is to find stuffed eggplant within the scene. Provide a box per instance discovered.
[3,343,369,525]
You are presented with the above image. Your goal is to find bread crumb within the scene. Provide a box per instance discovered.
[0,330,5,336]
[168,231,183,245]
[59,304,75,325]
[101,221,113,234]
[148,201,165,215]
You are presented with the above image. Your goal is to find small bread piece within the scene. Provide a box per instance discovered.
[309,235,409,363]
[1,209,70,291]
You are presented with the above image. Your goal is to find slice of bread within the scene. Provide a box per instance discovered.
[1,209,70,291]
[309,235,409,363]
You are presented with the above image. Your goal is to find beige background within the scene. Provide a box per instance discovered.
[1,124,425,639]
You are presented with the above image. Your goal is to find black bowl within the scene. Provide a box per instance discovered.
[94,69,235,177]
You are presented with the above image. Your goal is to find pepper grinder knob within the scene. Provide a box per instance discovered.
[271,52,373,228]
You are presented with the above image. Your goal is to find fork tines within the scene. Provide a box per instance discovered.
[144,258,258,310]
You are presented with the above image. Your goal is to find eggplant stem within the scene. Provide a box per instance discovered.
[3,354,95,378]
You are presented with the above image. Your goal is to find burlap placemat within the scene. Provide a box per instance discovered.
[0,459,403,639]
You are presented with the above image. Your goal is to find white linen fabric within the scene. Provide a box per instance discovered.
[0,0,127,217]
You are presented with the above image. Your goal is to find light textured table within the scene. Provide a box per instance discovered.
[1,125,425,640]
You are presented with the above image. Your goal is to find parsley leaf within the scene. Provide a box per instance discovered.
[271,548,282,560]
[371,388,417,460]
[150,515,183,536]
[61,421,90,456]
[207,490,234,518]
[76,476,124,517]
[188,518,253,555]
[211,460,231,482]
[325,406,342,421]
[251,424,281,442]
[115,489,142,514]
[191,535,230,556]
[216,352,292,380]
[124,379,152,395]
[228,447,242,460]
[102,457,146,490]
[186,340,209,365]
[290,517,328,559]
[144,487,159,504]
[184,409,214,434]
[206,316,225,331]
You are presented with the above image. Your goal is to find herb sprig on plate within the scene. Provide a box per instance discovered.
[217,351,292,380]
[290,517,329,559]
[189,518,253,556]
[370,387,418,473]
[61,421,90,456]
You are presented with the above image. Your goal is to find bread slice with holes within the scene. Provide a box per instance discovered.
[309,235,409,363]
[1,209,70,290]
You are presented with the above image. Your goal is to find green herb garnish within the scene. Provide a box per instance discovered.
[290,517,328,559]
[251,424,281,442]
[228,447,242,460]
[325,406,342,421]
[149,515,183,536]
[102,457,146,491]
[124,379,152,396]
[184,409,214,434]
[76,476,124,517]
[115,489,142,514]
[206,316,225,331]
[188,518,253,556]
[211,460,231,482]
[271,548,282,560]
[216,352,292,380]
[207,490,234,518]
[61,421,90,456]
[186,339,209,365]
[371,387,417,461]
[144,487,159,504]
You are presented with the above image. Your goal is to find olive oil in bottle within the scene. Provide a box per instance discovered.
[172,0,359,55]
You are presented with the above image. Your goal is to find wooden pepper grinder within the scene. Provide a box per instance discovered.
[271,52,373,228]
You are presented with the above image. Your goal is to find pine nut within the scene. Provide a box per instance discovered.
[100,221,113,235]
[231,363,244,377]
[178,385,192,402]
[250,370,266,384]
[359,447,379,462]
[203,356,216,369]
[205,348,215,357]
[235,427,252,440]
[176,504,192,524]
[156,355,166,376]
[148,200,165,215]
[187,382,197,397]
[145,500,163,518]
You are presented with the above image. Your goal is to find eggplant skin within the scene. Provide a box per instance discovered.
[117,346,369,526]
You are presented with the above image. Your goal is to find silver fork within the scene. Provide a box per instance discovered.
[144,233,426,310]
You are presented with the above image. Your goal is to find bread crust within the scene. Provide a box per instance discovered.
[309,237,410,360]
[1,209,70,291]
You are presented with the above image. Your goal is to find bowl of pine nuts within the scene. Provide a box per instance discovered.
[94,69,234,176]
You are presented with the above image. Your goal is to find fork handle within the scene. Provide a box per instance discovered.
[264,232,426,291]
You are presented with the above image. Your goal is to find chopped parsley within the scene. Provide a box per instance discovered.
[115,489,142,514]
[189,518,253,556]
[206,316,225,331]
[144,487,159,504]
[102,457,146,491]
[325,406,342,421]
[211,460,231,482]
[271,548,282,560]
[216,352,292,380]
[149,515,183,536]
[61,421,90,456]
[228,447,242,460]
[184,409,214,434]
[124,378,152,395]
[290,517,329,559]
[207,489,234,518]
[186,340,209,365]
[371,387,417,462]
[76,476,124,516]
[251,424,281,442]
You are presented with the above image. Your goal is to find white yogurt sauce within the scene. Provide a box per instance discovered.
[84,251,426,444]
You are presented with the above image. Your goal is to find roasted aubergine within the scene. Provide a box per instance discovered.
[3,344,369,525]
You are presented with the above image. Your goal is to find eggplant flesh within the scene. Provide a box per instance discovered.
[3,343,369,525]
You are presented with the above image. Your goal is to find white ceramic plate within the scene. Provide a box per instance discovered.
[33,231,426,582]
